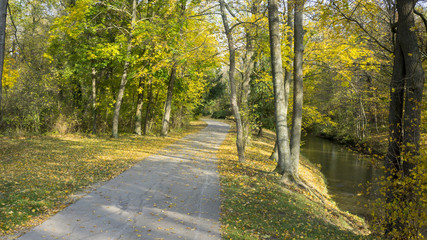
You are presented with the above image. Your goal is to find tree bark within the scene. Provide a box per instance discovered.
[268,0,291,175]
[91,67,97,134]
[398,0,424,168]
[144,78,153,135]
[134,77,145,135]
[160,1,186,137]
[288,0,305,182]
[385,0,425,236]
[219,0,245,162]
[111,0,136,138]
[270,0,292,173]
[0,0,8,125]
[242,28,255,150]
[161,64,177,136]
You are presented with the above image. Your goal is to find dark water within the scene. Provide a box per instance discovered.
[300,135,382,217]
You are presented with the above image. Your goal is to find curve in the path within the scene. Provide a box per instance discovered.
[18,119,230,240]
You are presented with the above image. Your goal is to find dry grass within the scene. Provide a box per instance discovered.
[0,120,207,237]
[218,122,371,239]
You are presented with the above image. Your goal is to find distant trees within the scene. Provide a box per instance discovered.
[0,0,218,135]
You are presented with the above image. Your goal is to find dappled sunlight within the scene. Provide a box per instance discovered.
[0,122,207,236]
[14,120,226,239]
[218,122,371,239]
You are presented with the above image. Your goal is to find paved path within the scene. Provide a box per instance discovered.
[18,119,229,240]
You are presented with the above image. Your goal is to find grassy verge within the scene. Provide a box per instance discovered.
[218,122,372,239]
[0,120,207,237]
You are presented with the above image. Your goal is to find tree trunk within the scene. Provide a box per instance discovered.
[242,29,255,149]
[287,0,305,182]
[134,77,145,135]
[268,0,291,175]
[111,0,136,138]
[219,0,245,162]
[270,0,292,174]
[385,0,425,236]
[257,125,263,137]
[91,67,97,134]
[144,79,153,135]
[161,64,177,136]
[399,0,424,168]
[0,0,8,125]
[160,2,186,137]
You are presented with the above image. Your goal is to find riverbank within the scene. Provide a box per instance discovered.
[218,123,372,239]
[315,131,388,157]
[316,130,426,158]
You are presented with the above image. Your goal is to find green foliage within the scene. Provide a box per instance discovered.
[212,109,231,119]
[301,3,391,146]
[40,0,219,135]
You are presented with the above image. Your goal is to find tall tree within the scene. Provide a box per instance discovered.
[160,0,187,137]
[268,0,305,184]
[241,27,254,149]
[134,77,145,135]
[268,0,292,179]
[271,0,292,170]
[111,0,137,138]
[0,0,8,124]
[219,0,245,162]
[289,0,305,182]
[161,63,177,136]
[91,67,97,134]
[385,0,425,236]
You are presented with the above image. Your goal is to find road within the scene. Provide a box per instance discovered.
[18,119,229,240]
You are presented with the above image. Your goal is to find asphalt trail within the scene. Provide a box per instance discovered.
[18,119,230,240]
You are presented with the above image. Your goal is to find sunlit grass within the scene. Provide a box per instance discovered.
[0,121,207,236]
[218,122,372,239]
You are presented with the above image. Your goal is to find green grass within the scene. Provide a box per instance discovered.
[218,123,373,240]
[0,121,207,236]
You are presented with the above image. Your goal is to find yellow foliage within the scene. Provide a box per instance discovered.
[2,58,19,89]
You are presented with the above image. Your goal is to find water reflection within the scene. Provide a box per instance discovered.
[301,136,382,217]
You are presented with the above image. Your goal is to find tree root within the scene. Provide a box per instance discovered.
[279,174,370,235]
[280,174,327,204]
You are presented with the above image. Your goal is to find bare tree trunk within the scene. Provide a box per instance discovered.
[268,0,291,175]
[219,0,245,162]
[0,0,8,125]
[144,79,153,135]
[242,29,255,149]
[134,77,145,135]
[287,0,305,182]
[91,68,97,134]
[111,0,136,138]
[161,64,177,136]
[271,0,292,173]
[399,1,424,168]
[160,2,186,137]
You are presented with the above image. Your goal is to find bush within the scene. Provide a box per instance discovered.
[211,109,231,119]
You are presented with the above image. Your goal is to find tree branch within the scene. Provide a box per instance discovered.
[7,4,40,74]
[414,9,427,33]
[331,2,393,54]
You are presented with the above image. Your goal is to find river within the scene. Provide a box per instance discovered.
[300,135,382,217]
